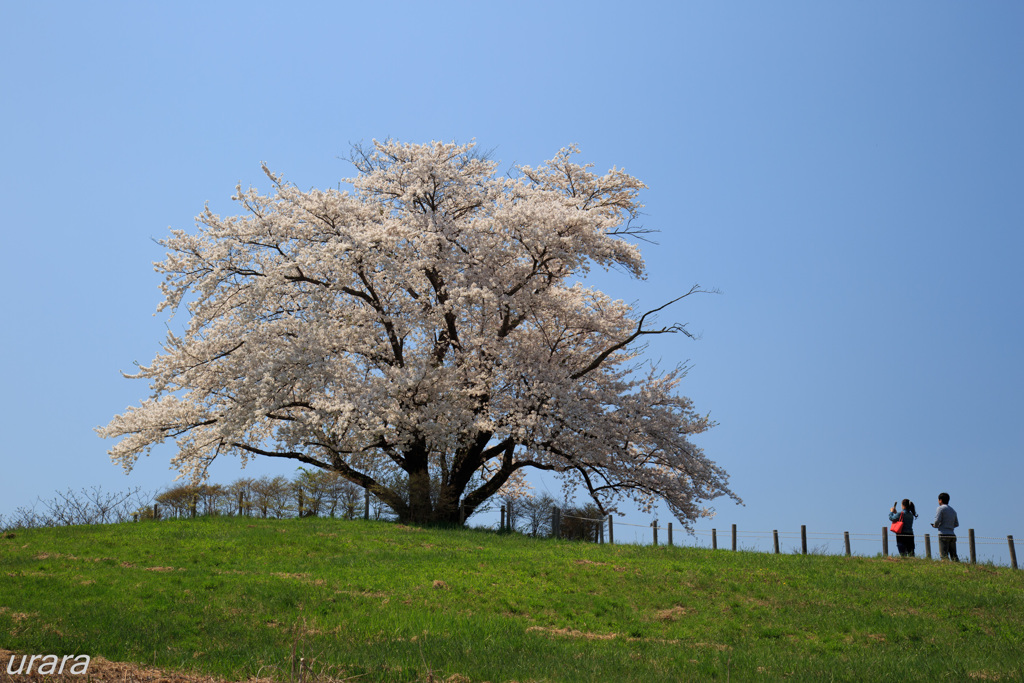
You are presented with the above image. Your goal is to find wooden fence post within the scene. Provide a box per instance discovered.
[238,490,245,516]
[153,503,160,521]
[844,531,851,557]
[732,524,737,552]
[712,528,717,550]
[298,489,304,518]
[365,489,371,520]
[801,526,807,555]
[500,506,506,532]
[191,494,197,518]
[924,533,932,559]
[607,515,614,545]
[552,507,560,539]
[969,529,976,564]
[882,526,888,556]
[1008,536,1018,570]
[668,522,673,547]
[652,520,658,546]
[773,530,780,555]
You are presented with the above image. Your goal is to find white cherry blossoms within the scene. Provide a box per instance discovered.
[99,140,739,526]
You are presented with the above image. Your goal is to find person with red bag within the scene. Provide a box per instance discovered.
[889,499,918,556]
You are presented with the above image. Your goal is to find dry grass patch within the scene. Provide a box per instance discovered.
[526,625,617,640]
[653,605,689,622]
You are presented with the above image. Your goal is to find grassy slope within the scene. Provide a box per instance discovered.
[1,516,1022,682]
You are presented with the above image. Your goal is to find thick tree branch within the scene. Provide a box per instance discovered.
[571,285,706,380]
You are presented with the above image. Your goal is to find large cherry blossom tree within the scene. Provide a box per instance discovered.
[100,140,739,526]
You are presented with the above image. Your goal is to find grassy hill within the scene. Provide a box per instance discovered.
[1,516,1022,682]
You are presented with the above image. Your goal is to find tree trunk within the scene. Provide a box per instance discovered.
[406,464,432,524]
[432,482,462,526]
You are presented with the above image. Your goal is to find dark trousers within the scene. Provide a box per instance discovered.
[938,534,959,561]
[895,533,915,557]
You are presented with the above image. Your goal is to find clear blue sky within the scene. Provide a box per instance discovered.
[2,2,1021,562]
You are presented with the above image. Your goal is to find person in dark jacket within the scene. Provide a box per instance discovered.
[889,499,918,557]
[931,492,959,561]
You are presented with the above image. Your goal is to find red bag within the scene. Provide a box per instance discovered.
[890,513,904,534]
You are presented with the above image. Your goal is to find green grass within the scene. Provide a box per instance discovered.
[2,516,1023,682]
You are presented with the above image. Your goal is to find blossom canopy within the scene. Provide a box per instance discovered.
[99,139,739,526]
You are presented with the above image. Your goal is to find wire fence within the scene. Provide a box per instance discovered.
[522,507,1021,570]
[7,489,1018,570]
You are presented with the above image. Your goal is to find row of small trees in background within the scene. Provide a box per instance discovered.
[151,478,605,541]
[1,472,607,541]
[0,470,387,530]
[147,470,387,521]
